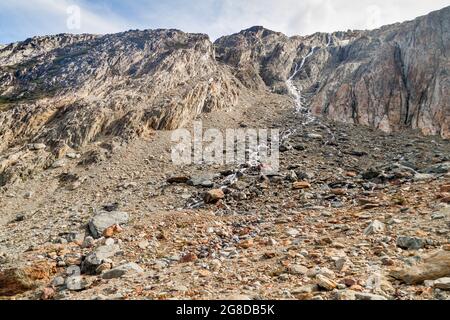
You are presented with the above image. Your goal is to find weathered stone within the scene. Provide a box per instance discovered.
[66,276,90,291]
[28,143,46,151]
[81,244,120,275]
[103,224,123,238]
[188,174,215,187]
[288,265,308,275]
[0,268,36,297]
[433,277,450,290]
[292,284,319,295]
[66,152,81,159]
[413,173,435,181]
[95,262,112,274]
[286,228,300,237]
[439,193,450,204]
[82,236,95,248]
[293,181,311,190]
[51,276,65,287]
[51,160,66,169]
[167,176,190,184]
[362,169,380,180]
[88,211,129,239]
[422,162,450,174]
[335,290,357,300]
[364,220,385,235]
[102,262,144,279]
[316,274,337,291]
[40,287,55,300]
[238,239,254,249]
[66,265,81,277]
[335,257,349,272]
[355,292,387,300]
[331,188,347,196]
[307,133,323,139]
[390,250,450,284]
[396,236,425,250]
[138,240,150,249]
[180,253,198,263]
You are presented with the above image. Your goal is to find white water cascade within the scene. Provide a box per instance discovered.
[286,33,334,122]
[326,33,332,47]
[286,46,317,125]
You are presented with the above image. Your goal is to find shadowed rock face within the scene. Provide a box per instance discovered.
[215,6,450,138]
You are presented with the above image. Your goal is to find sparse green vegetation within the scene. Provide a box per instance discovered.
[0,89,59,111]
[53,48,90,64]
[0,97,14,112]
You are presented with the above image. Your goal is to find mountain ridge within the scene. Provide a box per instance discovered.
[0,6,449,186]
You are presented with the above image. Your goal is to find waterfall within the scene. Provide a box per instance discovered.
[286,46,317,124]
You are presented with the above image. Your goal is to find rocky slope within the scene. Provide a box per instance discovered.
[0,29,242,147]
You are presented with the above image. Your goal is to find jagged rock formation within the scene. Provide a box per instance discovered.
[215,6,449,138]
[0,6,449,186]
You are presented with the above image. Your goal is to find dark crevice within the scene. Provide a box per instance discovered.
[394,43,411,126]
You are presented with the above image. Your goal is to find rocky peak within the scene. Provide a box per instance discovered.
[215,6,449,138]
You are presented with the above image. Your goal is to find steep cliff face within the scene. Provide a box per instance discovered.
[1,7,448,154]
[214,26,360,93]
[310,6,450,138]
[0,29,240,154]
[215,6,450,138]
[0,7,449,186]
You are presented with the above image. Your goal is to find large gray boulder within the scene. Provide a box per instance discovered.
[88,211,129,239]
[102,262,144,280]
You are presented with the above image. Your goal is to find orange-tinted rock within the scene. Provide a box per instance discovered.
[41,287,55,300]
[204,189,225,203]
[180,253,198,263]
[238,239,254,249]
[293,181,311,190]
[103,224,123,238]
[390,250,450,284]
[331,188,347,195]
[0,269,37,297]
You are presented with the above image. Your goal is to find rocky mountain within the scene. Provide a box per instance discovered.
[0,8,448,165]
[0,30,242,185]
[215,6,449,138]
[0,7,448,188]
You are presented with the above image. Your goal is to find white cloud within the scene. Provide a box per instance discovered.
[200,0,450,39]
[0,0,128,42]
[1,0,449,43]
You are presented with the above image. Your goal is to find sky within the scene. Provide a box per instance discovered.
[0,0,449,44]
